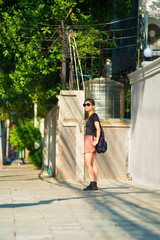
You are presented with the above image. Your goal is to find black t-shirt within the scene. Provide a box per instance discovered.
[85,113,100,137]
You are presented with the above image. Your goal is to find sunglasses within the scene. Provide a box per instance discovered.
[83,103,91,107]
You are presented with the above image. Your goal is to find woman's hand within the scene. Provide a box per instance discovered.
[93,138,98,146]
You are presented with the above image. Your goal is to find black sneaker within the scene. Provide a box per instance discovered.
[83,183,92,191]
[91,182,98,190]
[83,182,98,191]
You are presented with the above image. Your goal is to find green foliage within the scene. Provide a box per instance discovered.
[10,119,42,151]
[114,0,132,18]
[28,147,43,169]
[0,0,132,120]
[10,118,43,168]
[0,1,63,119]
[125,89,131,114]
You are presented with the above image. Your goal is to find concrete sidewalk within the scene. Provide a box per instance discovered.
[0,168,160,240]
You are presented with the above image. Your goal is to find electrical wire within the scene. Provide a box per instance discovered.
[67,26,137,35]
[48,36,61,49]
[0,16,137,32]
[0,16,61,28]
[1,15,137,29]
[52,43,138,53]
[0,35,137,51]
[0,16,138,52]
[0,23,61,33]
[67,17,137,28]
[0,31,60,42]
[73,35,137,44]
[0,36,61,50]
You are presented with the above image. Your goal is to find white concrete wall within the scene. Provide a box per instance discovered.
[43,106,58,175]
[85,119,130,181]
[0,121,3,165]
[43,90,85,180]
[43,90,130,180]
[57,90,85,180]
[128,58,160,187]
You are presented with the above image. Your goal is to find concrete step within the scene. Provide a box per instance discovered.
[0,161,36,170]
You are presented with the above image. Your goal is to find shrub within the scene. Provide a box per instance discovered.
[10,119,42,168]
[28,147,43,169]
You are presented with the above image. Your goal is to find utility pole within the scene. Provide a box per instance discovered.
[144,11,148,49]
[61,20,66,90]
[66,29,73,90]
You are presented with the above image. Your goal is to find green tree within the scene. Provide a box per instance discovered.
[10,119,41,151]
[0,0,132,119]
[10,119,43,168]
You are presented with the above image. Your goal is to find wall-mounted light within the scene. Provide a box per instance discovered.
[141,48,153,68]
[144,48,153,58]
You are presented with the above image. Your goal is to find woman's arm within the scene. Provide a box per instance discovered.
[93,121,101,146]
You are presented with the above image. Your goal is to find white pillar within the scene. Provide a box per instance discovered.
[6,119,10,158]
[0,121,3,165]
[34,101,38,128]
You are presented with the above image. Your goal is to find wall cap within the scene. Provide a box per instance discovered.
[84,118,130,127]
[128,57,160,85]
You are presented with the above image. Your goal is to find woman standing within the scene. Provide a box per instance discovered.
[83,98,101,191]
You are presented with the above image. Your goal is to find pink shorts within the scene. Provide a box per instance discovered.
[84,135,96,154]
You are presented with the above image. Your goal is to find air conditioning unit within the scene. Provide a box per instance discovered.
[148,17,160,50]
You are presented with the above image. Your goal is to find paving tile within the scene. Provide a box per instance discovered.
[0,169,160,240]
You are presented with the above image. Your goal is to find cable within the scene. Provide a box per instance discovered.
[73,35,137,44]
[0,16,61,28]
[67,17,137,28]
[53,43,138,53]
[0,16,139,52]
[0,34,137,51]
[0,37,61,50]
[0,22,61,33]
[104,44,138,50]
[48,36,61,49]
[0,31,60,42]
[0,16,137,32]
[67,26,137,35]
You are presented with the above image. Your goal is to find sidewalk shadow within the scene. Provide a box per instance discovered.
[0,170,160,240]
[39,174,160,240]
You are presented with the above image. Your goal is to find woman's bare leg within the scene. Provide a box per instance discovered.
[92,152,98,182]
[84,153,95,181]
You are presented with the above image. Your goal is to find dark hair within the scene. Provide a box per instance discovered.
[84,98,95,105]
